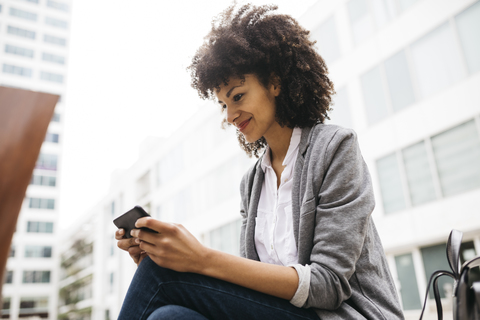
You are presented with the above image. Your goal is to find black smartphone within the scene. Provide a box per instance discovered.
[113,205,158,238]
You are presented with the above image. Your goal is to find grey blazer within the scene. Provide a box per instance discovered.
[239,124,404,320]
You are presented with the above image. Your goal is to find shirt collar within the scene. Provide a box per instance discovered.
[260,127,302,172]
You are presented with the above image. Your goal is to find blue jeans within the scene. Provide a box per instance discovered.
[118,256,319,320]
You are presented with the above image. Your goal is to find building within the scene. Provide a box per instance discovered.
[301,0,480,318]
[0,0,72,318]
[58,0,480,319]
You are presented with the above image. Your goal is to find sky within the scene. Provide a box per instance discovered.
[59,0,318,229]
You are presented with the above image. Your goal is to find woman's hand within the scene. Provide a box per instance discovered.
[115,228,148,266]
[131,217,209,273]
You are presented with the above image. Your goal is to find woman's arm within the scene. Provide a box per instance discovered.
[131,218,299,300]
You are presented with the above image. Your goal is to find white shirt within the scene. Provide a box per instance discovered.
[255,127,301,266]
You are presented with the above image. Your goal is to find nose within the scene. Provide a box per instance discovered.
[225,104,240,125]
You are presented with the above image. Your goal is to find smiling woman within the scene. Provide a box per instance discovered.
[115,3,404,320]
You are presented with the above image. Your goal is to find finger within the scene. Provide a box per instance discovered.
[131,229,160,244]
[135,217,176,234]
[117,238,139,251]
[115,229,125,240]
[128,245,143,257]
[138,239,158,254]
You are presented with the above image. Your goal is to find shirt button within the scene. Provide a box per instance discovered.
[271,244,273,249]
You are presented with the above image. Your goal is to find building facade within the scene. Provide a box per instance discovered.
[0,0,72,318]
[58,0,480,319]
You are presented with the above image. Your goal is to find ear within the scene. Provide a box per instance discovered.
[270,74,281,97]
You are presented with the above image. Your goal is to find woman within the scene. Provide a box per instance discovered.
[116,4,404,320]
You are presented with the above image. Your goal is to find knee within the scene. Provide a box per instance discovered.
[147,305,207,320]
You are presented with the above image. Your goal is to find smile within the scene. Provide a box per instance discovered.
[238,118,251,132]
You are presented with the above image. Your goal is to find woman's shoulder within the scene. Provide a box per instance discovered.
[308,123,358,147]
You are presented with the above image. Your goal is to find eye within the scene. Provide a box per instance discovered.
[221,104,227,112]
[233,93,244,102]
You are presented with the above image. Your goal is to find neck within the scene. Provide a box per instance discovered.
[264,124,293,164]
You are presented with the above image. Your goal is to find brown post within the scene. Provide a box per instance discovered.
[0,86,59,297]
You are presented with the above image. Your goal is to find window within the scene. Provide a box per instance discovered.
[105,310,110,320]
[394,253,421,310]
[347,0,375,44]
[5,44,34,58]
[157,145,184,186]
[402,141,436,206]
[30,175,56,187]
[310,15,341,65]
[43,34,66,46]
[7,25,36,39]
[421,244,453,299]
[19,297,48,318]
[47,0,69,12]
[44,133,59,143]
[51,113,61,122]
[22,271,50,283]
[455,1,480,75]
[431,120,480,197]
[45,17,68,29]
[110,201,115,216]
[371,0,397,29]
[19,0,39,3]
[376,118,480,214]
[27,221,54,233]
[42,52,65,64]
[3,64,32,77]
[25,246,52,258]
[329,86,352,128]
[4,271,13,284]
[398,0,418,12]
[410,22,465,98]
[9,7,37,21]
[2,298,10,314]
[109,272,114,292]
[9,246,15,257]
[376,153,406,214]
[136,171,151,200]
[36,153,58,170]
[40,71,64,83]
[384,50,415,112]
[209,219,242,256]
[29,198,55,209]
[361,65,389,124]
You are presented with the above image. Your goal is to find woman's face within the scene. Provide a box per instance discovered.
[215,74,281,143]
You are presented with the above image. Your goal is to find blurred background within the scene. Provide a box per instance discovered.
[1,0,479,319]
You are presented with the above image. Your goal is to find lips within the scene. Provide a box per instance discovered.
[237,118,251,132]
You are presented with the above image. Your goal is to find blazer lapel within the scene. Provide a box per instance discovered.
[245,159,264,261]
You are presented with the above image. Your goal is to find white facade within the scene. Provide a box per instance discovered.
[0,0,72,319]
[58,0,480,319]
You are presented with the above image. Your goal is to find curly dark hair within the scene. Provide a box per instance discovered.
[188,3,335,157]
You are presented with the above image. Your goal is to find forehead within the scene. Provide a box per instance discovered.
[214,76,246,98]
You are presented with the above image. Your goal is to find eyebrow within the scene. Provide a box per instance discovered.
[217,85,241,104]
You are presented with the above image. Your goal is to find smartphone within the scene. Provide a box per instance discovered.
[113,205,158,238]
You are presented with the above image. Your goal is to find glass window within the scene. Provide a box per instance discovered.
[410,22,465,98]
[421,243,453,299]
[19,297,48,317]
[7,25,36,39]
[158,144,184,186]
[2,298,10,312]
[4,271,13,284]
[42,52,65,64]
[45,16,68,29]
[9,246,15,257]
[51,113,61,122]
[384,50,415,112]
[25,246,52,258]
[347,0,375,44]
[47,0,69,12]
[395,253,421,310]
[398,0,418,12]
[20,0,39,3]
[402,141,437,206]
[22,271,50,283]
[431,120,480,197]
[361,65,389,124]
[44,133,59,143]
[30,175,56,187]
[5,44,34,58]
[455,1,480,75]
[9,7,37,21]
[36,154,58,170]
[2,64,32,77]
[29,198,55,210]
[209,219,242,256]
[310,15,341,65]
[460,241,480,286]
[376,153,407,214]
[27,221,54,233]
[40,71,64,83]
[329,86,352,128]
[371,0,397,29]
[43,34,66,46]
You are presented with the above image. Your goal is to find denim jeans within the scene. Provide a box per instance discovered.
[118,256,319,320]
